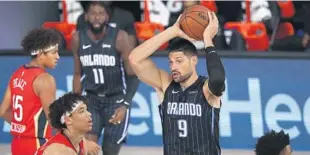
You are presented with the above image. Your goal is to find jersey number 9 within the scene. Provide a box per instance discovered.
[178,119,188,137]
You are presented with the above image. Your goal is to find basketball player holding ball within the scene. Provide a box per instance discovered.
[129,6,225,155]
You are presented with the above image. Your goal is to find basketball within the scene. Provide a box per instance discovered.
[180,5,210,40]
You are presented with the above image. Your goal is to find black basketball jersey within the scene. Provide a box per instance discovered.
[159,76,221,155]
[78,25,125,98]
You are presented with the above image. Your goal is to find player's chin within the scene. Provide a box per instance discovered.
[47,64,57,69]
[87,126,92,132]
[173,77,181,83]
[87,121,93,129]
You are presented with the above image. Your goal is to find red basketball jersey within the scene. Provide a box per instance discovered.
[35,131,85,155]
[9,65,52,139]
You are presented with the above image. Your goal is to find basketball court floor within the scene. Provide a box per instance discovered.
[0,145,309,155]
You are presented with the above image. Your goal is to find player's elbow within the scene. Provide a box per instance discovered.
[209,73,225,96]
[128,52,139,67]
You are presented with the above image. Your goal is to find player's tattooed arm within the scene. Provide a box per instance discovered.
[116,30,135,75]
[72,32,82,94]
[33,73,56,120]
[0,84,12,123]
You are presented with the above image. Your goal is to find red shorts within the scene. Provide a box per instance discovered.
[11,136,48,155]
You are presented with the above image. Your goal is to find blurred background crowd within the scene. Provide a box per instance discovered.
[1,0,309,53]
[44,0,310,52]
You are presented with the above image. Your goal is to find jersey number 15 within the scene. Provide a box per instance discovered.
[12,94,23,122]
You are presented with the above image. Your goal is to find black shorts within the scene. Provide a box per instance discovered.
[86,94,130,144]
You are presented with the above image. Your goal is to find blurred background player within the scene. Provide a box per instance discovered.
[129,12,225,155]
[255,130,292,155]
[72,1,139,155]
[35,93,92,155]
[0,28,60,155]
[76,1,138,47]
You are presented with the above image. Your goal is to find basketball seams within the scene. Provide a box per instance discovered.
[183,10,209,16]
[184,17,201,40]
[185,16,208,28]
[180,6,210,40]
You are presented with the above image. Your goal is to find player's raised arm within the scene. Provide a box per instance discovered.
[72,32,82,94]
[202,12,225,107]
[129,15,194,91]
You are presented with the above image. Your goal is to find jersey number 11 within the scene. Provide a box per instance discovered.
[93,68,104,84]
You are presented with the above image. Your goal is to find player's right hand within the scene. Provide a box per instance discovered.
[171,14,196,42]
[203,12,219,41]
[86,140,101,155]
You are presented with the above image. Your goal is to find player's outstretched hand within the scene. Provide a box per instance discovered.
[203,12,219,41]
[86,140,100,155]
[109,105,127,125]
[172,14,196,42]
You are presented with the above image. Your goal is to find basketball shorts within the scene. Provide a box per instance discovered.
[86,94,131,144]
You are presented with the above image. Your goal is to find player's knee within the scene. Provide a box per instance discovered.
[102,142,122,155]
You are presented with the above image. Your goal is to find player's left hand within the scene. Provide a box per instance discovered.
[109,105,127,125]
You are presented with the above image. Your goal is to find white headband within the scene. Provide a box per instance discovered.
[31,44,59,56]
[60,101,83,124]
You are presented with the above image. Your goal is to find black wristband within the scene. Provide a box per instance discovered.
[205,46,216,54]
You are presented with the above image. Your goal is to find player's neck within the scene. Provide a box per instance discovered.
[88,27,106,40]
[63,129,84,150]
[180,73,199,90]
[27,60,45,69]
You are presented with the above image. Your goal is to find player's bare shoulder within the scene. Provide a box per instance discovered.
[34,73,56,87]
[72,31,80,44]
[42,143,76,155]
[33,73,56,94]
[203,79,221,108]
[116,30,128,42]
[71,31,80,54]
[115,29,131,53]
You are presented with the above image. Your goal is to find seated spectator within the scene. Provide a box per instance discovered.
[270,2,310,51]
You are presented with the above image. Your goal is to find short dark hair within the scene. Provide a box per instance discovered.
[49,92,87,129]
[168,38,197,56]
[255,130,290,155]
[21,28,60,57]
[86,1,112,17]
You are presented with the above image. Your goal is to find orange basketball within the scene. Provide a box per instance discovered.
[180,5,210,40]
